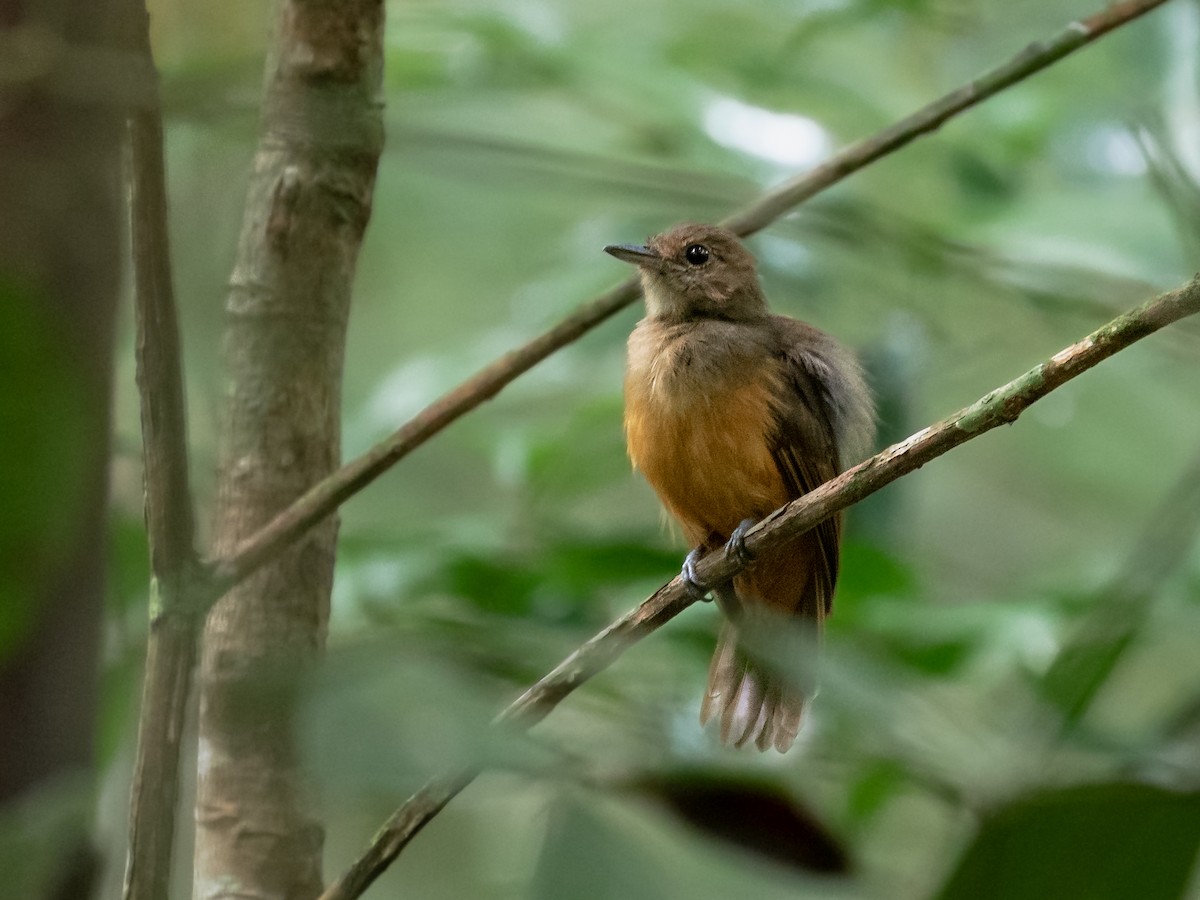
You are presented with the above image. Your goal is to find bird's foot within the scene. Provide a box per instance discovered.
[681,548,712,602]
[724,518,757,569]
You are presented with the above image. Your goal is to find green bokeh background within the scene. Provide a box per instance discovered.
[11,0,1200,897]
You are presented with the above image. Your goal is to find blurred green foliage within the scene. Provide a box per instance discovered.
[0,275,95,661]
[11,0,1195,896]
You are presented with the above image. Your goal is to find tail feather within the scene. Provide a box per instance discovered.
[724,659,765,748]
[701,622,806,753]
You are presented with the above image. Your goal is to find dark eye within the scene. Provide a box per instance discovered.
[684,243,710,265]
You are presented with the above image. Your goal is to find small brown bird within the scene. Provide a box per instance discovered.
[606,223,873,752]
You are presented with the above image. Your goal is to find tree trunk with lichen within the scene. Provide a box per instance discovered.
[193,1,384,897]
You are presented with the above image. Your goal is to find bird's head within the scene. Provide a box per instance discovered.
[605,223,768,322]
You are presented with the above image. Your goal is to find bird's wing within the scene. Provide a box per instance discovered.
[766,317,845,613]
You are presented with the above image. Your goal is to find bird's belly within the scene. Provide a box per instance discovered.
[625,370,787,544]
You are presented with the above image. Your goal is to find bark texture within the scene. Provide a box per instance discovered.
[194,1,384,898]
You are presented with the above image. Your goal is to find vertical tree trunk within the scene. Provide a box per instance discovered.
[193,1,384,897]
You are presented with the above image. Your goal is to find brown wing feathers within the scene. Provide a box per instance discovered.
[699,321,847,751]
[766,321,844,617]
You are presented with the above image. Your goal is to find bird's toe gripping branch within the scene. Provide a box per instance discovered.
[681,548,712,602]
[724,518,757,569]
[680,519,757,607]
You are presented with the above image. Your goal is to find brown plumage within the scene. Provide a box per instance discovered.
[607,224,873,752]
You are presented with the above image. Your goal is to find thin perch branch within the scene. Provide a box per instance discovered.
[122,5,203,898]
[320,277,1200,900]
[721,0,1174,235]
[206,0,1171,600]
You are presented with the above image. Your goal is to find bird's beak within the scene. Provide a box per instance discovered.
[604,243,660,266]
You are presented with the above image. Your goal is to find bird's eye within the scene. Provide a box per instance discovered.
[684,243,710,265]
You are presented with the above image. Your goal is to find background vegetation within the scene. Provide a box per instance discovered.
[6,0,1200,897]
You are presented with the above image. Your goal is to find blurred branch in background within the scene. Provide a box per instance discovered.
[320,276,1200,900]
[1136,119,1200,262]
[376,127,1185,349]
[205,0,1173,607]
[1040,441,1200,728]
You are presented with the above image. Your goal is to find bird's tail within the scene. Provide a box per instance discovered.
[700,620,810,753]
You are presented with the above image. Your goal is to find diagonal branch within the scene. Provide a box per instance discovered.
[122,4,203,899]
[321,276,1200,900]
[719,0,1174,236]
[204,0,1172,601]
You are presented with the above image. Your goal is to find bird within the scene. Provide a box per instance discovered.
[606,223,873,752]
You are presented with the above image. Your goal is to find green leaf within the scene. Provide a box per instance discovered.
[935,783,1200,900]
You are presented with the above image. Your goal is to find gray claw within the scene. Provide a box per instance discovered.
[725,518,757,569]
[681,548,711,601]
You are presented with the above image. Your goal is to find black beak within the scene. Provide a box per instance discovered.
[604,243,660,266]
